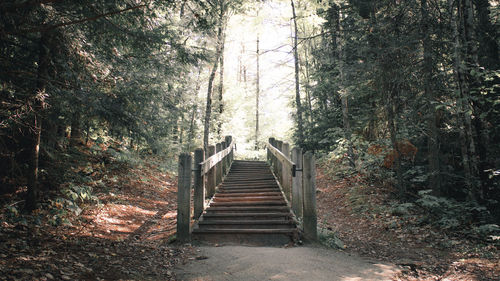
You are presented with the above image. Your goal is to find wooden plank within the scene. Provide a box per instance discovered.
[177,153,192,242]
[266,143,295,168]
[193,148,205,219]
[291,147,303,219]
[207,145,216,198]
[216,143,223,186]
[200,139,235,175]
[303,151,317,241]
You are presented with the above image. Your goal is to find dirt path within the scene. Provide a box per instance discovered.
[174,245,400,281]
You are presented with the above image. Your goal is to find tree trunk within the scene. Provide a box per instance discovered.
[291,0,304,146]
[421,0,441,195]
[255,35,260,150]
[217,24,226,139]
[337,9,355,168]
[187,104,197,152]
[450,0,480,200]
[474,0,499,69]
[26,30,50,211]
[303,33,314,126]
[387,88,405,199]
[203,2,225,154]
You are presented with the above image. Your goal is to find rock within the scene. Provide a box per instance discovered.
[45,273,54,279]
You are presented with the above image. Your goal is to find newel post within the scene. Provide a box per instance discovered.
[193,148,205,219]
[282,142,291,201]
[291,147,303,218]
[207,145,216,197]
[303,151,317,241]
[268,137,275,164]
[225,135,232,171]
[221,141,229,175]
[276,140,283,184]
[216,143,222,186]
[177,153,192,242]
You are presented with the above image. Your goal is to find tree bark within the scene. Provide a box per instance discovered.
[421,0,441,195]
[450,0,480,200]
[217,23,226,139]
[203,2,225,154]
[337,9,355,168]
[26,30,50,211]
[291,0,304,146]
[255,35,260,150]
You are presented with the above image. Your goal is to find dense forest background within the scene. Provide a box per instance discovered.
[291,0,500,224]
[1,0,499,238]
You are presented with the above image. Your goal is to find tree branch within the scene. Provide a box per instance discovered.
[5,4,146,35]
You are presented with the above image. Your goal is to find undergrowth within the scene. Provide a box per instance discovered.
[318,149,500,245]
[1,141,175,230]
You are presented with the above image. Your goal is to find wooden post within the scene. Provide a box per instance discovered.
[303,151,317,241]
[225,135,232,171]
[291,147,303,219]
[270,138,276,170]
[207,145,216,198]
[216,143,222,187]
[276,140,283,184]
[268,137,275,164]
[177,153,192,242]
[193,148,205,219]
[221,141,227,176]
[282,142,291,201]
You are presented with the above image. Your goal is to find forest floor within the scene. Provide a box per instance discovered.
[1,154,498,280]
[316,166,500,281]
[0,154,194,280]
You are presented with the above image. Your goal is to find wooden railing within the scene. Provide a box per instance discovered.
[177,136,235,242]
[267,137,317,241]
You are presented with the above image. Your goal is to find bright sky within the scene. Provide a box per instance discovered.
[223,0,296,157]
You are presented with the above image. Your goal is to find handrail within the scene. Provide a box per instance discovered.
[201,139,235,175]
[266,142,296,176]
[266,137,317,241]
[176,136,235,242]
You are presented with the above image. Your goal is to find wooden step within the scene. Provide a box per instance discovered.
[205,206,289,212]
[209,201,287,207]
[198,220,295,229]
[202,212,291,220]
[218,188,281,193]
[213,196,284,202]
[192,228,297,246]
[216,192,282,197]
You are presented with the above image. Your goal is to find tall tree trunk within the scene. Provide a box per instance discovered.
[26,31,50,211]
[387,86,405,199]
[255,35,260,150]
[291,0,304,146]
[475,0,499,69]
[337,9,355,168]
[203,2,225,154]
[302,23,314,125]
[187,104,197,152]
[451,0,481,200]
[474,0,498,198]
[179,113,185,145]
[217,24,226,139]
[421,0,441,195]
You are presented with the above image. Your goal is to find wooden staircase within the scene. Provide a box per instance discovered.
[192,160,298,246]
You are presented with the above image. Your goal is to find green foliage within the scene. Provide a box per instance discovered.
[388,189,494,234]
[318,227,345,249]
